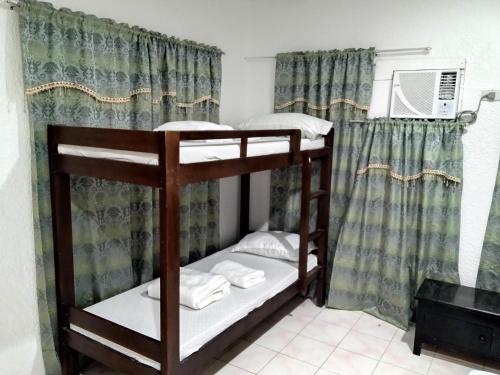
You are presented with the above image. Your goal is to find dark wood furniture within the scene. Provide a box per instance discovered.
[48,125,334,374]
[414,279,500,362]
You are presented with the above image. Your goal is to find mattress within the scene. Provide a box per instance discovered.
[70,247,318,370]
[58,137,325,165]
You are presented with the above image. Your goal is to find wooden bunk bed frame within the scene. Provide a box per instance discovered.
[47,125,334,375]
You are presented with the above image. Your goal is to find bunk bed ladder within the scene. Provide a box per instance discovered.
[298,143,332,305]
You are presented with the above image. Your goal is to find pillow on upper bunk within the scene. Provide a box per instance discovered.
[234,113,332,140]
[154,121,234,142]
[231,231,317,262]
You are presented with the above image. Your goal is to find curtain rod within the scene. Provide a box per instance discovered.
[244,47,432,61]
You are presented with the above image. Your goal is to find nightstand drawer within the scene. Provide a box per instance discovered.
[423,312,494,353]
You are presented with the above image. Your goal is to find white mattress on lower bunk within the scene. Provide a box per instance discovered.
[58,137,325,165]
[70,247,318,370]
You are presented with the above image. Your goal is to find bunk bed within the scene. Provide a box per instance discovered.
[48,125,334,375]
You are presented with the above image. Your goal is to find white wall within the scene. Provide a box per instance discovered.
[242,0,500,287]
[0,7,45,375]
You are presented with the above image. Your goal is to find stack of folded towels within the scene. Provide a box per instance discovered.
[210,260,265,289]
[147,261,265,309]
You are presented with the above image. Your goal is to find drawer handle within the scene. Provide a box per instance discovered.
[479,335,488,343]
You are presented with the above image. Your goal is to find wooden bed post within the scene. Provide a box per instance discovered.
[239,136,250,239]
[48,126,80,374]
[239,174,250,239]
[315,129,334,306]
[298,152,312,295]
[159,131,181,375]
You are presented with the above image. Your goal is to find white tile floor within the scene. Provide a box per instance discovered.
[82,299,500,375]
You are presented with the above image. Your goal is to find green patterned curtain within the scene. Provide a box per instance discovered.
[476,160,500,292]
[273,48,375,120]
[270,48,376,283]
[329,120,463,329]
[269,49,464,329]
[18,1,222,373]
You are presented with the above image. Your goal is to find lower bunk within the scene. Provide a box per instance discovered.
[69,246,320,373]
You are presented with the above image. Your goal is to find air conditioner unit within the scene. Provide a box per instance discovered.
[390,69,461,119]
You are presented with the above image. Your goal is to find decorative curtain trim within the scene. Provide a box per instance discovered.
[175,95,220,107]
[24,81,220,106]
[356,163,462,184]
[274,98,369,111]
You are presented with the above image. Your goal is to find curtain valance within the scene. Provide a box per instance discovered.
[19,0,222,107]
[274,48,375,120]
[353,119,464,186]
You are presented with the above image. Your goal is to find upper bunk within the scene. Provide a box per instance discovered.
[48,125,334,186]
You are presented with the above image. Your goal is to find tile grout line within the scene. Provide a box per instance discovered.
[331,315,431,375]
[300,307,359,370]
[314,309,366,372]
[371,327,418,375]
[375,323,437,375]
[230,345,279,375]
[254,303,338,373]
[267,305,326,372]
[217,337,279,374]
[255,303,326,374]
[383,322,407,371]
[368,324,397,375]
[378,343,436,375]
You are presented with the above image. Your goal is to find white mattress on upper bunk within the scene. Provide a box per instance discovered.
[70,247,318,370]
[58,137,325,165]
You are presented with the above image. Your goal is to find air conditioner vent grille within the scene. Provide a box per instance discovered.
[399,71,435,115]
[393,94,418,116]
[439,72,458,100]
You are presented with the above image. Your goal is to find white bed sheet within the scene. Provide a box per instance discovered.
[70,247,317,370]
[58,137,325,165]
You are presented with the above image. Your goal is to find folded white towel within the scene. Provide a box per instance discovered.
[147,268,230,309]
[210,260,265,289]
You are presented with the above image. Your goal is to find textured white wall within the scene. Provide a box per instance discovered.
[242,0,500,287]
[0,7,45,375]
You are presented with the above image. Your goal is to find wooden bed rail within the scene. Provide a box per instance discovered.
[68,307,161,362]
[48,125,302,155]
[49,125,162,153]
[48,125,305,186]
[178,129,301,141]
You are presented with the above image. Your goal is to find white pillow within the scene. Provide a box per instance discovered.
[231,231,317,262]
[235,113,332,140]
[154,121,234,142]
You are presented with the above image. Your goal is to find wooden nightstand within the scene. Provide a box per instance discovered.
[414,279,500,362]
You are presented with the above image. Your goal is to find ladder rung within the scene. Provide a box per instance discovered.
[310,190,328,200]
[308,229,326,241]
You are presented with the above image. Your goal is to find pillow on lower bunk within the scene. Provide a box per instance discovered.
[154,121,234,142]
[231,231,317,262]
[234,113,333,140]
